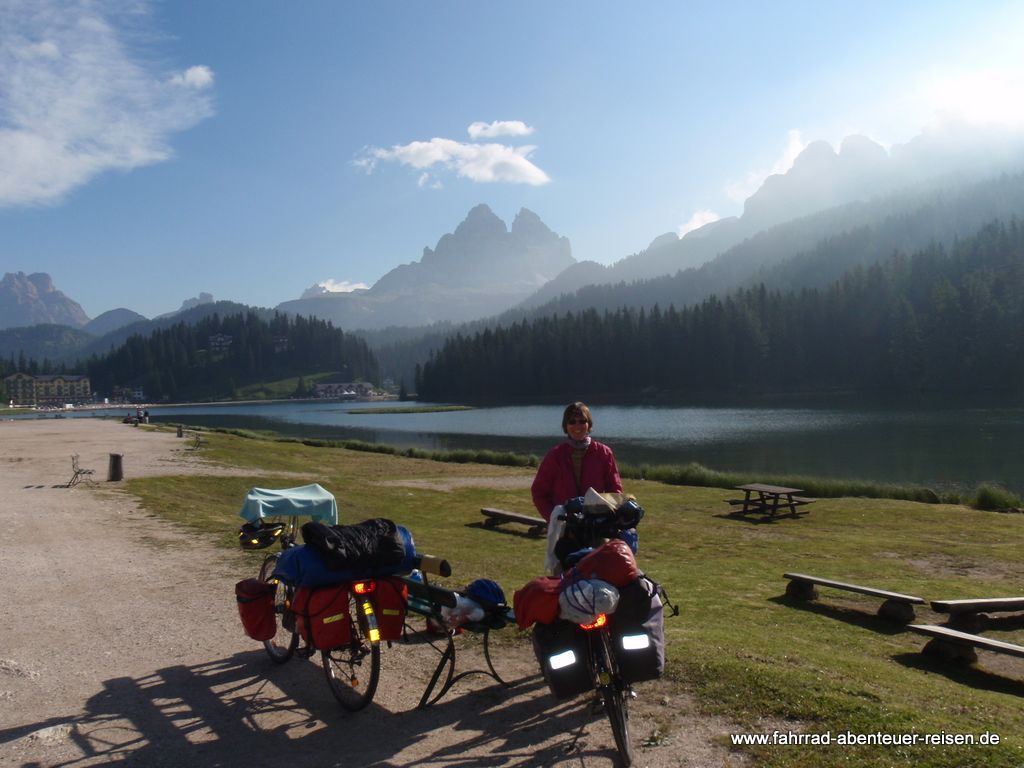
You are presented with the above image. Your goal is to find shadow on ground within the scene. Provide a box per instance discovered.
[1,650,626,768]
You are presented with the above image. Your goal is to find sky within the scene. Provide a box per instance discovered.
[3,0,1024,320]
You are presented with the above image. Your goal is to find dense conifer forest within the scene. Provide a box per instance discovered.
[416,219,1024,402]
[0,312,380,402]
[78,312,379,401]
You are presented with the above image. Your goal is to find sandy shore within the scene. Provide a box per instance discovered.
[0,418,743,768]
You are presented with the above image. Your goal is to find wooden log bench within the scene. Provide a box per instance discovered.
[480,507,547,537]
[67,454,95,487]
[930,597,1024,632]
[907,623,1024,664]
[783,572,925,623]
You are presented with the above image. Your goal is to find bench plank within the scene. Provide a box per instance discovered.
[480,507,547,536]
[784,573,925,603]
[931,597,1024,615]
[908,624,1024,660]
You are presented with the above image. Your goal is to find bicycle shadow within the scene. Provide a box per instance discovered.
[1,648,626,767]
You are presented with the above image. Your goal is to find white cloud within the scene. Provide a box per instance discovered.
[467,120,534,139]
[678,209,721,237]
[0,0,215,207]
[170,65,214,90]
[924,68,1024,130]
[319,279,369,293]
[724,129,808,203]
[357,136,550,186]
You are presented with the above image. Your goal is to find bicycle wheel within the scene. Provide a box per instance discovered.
[598,633,633,767]
[321,592,381,711]
[259,553,298,664]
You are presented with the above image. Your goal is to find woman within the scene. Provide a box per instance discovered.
[531,401,622,522]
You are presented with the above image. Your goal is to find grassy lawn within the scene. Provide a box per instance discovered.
[128,429,1024,767]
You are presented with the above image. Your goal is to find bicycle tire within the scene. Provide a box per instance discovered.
[259,553,298,664]
[598,632,633,767]
[321,592,381,711]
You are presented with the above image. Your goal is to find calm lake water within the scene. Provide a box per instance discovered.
[53,400,1020,495]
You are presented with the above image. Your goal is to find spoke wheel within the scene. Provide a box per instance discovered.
[599,634,633,767]
[259,553,298,664]
[322,594,381,711]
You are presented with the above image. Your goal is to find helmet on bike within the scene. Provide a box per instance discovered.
[465,578,506,609]
[238,520,285,550]
[615,499,645,529]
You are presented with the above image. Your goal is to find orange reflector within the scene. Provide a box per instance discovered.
[353,581,376,595]
[579,614,608,631]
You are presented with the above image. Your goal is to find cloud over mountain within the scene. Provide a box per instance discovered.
[355,121,549,187]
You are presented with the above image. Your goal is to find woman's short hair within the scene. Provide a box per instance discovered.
[562,401,593,433]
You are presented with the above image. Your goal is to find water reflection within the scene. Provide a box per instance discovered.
[126,401,1024,495]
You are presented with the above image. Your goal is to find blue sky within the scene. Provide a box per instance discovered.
[3,0,1024,319]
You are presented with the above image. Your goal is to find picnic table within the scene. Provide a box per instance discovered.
[728,483,815,517]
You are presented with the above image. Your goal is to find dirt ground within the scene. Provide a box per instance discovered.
[0,418,747,768]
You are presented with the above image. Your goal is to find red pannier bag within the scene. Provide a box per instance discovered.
[375,578,408,641]
[571,539,639,588]
[291,584,352,650]
[513,576,562,629]
[235,578,276,641]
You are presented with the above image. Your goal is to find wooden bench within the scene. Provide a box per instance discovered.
[189,431,207,450]
[67,454,95,487]
[783,572,925,623]
[480,507,547,537]
[930,597,1024,631]
[728,485,816,517]
[907,623,1024,664]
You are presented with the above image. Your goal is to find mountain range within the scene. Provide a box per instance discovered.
[5,126,1024,378]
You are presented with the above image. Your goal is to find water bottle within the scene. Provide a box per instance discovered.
[406,570,432,615]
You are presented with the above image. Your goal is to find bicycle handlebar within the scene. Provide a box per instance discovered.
[414,554,452,578]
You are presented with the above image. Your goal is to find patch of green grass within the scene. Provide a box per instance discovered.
[124,432,1024,768]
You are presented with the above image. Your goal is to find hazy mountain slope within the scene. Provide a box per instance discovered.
[276,205,574,329]
[0,324,95,363]
[84,308,148,337]
[0,272,90,330]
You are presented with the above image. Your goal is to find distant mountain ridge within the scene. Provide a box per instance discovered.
[0,272,89,330]
[276,204,574,329]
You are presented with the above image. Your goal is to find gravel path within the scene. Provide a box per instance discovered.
[0,418,745,768]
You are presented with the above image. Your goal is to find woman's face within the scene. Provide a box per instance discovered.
[564,413,591,441]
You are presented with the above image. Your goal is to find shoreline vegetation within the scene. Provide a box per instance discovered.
[171,421,1023,511]
[346,405,474,414]
[123,422,1024,768]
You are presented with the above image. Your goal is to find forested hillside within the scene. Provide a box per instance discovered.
[417,219,1024,402]
[84,312,379,401]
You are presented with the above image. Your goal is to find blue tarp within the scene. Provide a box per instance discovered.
[272,526,418,588]
[238,483,338,525]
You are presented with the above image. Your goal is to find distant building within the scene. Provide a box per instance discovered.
[4,373,92,406]
[208,333,233,355]
[111,385,146,404]
[314,381,375,399]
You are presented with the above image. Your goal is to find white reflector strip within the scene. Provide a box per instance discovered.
[621,633,650,651]
[548,650,577,670]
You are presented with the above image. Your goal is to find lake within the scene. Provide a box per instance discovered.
[73,400,1023,495]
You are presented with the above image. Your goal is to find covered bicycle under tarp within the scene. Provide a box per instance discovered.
[238,483,338,525]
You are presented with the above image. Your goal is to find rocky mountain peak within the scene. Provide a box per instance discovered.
[453,203,507,238]
[0,271,89,330]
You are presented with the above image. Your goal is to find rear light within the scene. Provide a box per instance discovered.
[621,633,650,650]
[353,581,376,595]
[548,649,577,670]
[579,614,607,631]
